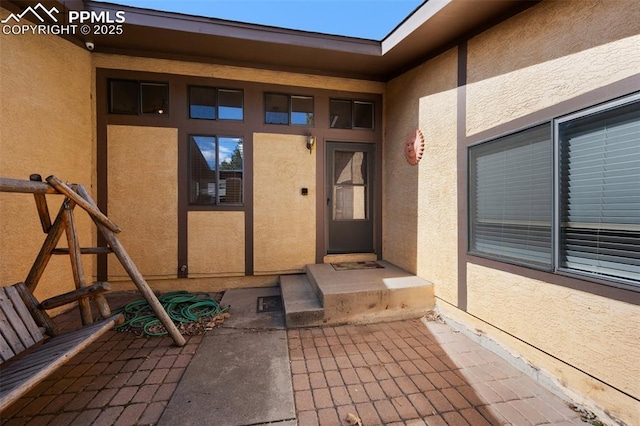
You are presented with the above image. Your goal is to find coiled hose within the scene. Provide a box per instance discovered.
[112,291,229,336]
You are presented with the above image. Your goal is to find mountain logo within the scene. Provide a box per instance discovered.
[1,3,60,24]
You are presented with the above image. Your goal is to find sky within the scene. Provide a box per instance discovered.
[96,0,425,40]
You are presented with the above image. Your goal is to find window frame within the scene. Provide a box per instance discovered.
[188,134,244,207]
[264,92,314,126]
[553,92,640,290]
[108,79,169,116]
[467,123,554,271]
[468,92,640,293]
[329,98,375,130]
[188,85,244,121]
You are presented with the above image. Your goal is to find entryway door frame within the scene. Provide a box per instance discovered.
[321,140,382,259]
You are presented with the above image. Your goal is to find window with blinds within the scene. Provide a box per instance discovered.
[557,95,640,285]
[469,124,552,269]
[468,92,640,290]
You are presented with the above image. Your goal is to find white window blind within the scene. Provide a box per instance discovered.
[469,125,552,268]
[557,98,640,285]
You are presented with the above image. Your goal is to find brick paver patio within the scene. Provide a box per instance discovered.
[287,320,585,426]
[1,292,589,425]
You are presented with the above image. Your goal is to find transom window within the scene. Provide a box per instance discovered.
[109,79,169,115]
[264,93,314,125]
[329,99,374,129]
[189,135,244,205]
[469,93,640,290]
[189,86,243,120]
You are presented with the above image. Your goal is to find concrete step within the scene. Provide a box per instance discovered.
[307,261,434,325]
[280,274,324,327]
[280,261,434,328]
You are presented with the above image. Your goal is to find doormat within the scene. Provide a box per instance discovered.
[331,261,385,271]
[257,295,283,313]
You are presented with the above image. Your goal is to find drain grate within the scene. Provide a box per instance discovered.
[257,295,283,313]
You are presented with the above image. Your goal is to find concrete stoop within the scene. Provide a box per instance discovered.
[280,260,434,327]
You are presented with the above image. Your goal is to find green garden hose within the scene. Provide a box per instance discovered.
[112,291,229,336]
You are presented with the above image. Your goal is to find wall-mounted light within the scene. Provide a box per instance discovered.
[306,134,316,154]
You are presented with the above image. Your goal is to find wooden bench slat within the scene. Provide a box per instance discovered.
[0,332,15,362]
[0,293,28,355]
[0,314,121,409]
[4,286,43,343]
[3,317,116,368]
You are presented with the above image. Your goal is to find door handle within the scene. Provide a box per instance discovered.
[327,198,331,206]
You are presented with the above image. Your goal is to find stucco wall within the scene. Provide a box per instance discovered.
[107,125,178,280]
[188,211,245,276]
[384,48,459,303]
[93,53,385,94]
[253,133,316,274]
[384,1,640,423]
[466,0,640,136]
[0,8,94,308]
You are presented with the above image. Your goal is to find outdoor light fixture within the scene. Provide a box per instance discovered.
[306,134,316,154]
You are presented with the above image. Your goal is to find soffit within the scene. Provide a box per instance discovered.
[4,0,538,81]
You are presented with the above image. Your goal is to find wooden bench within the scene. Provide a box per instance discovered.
[0,283,123,411]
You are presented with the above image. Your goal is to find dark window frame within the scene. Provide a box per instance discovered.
[188,85,244,121]
[329,98,375,130]
[188,133,245,207]
[468,123,553,271]
[264,92,314,126]
[468,92,640,293]
[108,78,169,116]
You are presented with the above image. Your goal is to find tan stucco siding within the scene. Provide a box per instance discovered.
[461,3,640,420]
[467,264,639,400]
[384,48,459,306]
[106,125,178,279]
[188,211,245,276]
[466,0,640,136]
[93,53,385,94]
[0,8,93,307]
[384,1,640,423]
[253,133,315,274]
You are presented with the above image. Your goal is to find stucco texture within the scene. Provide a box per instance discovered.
[461,1,640,422]
[385,0,640,423]
[0,8,94,307]
[188,211,245,276]
[106,125,178,279]
[466,0,640,136]
[94,54,384,94]
[253,133,316,274]
[384,48,459,304]
[467,264,640,409]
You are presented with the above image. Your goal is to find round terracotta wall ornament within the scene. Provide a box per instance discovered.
[404,129,425,166]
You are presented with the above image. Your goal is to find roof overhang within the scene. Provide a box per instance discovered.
[3,0,539,81]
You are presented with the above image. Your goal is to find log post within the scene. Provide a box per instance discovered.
[29,175,51,233]
[40,282,111,310]
[0,177,58,194]
[62,201,93,325]
[46,175,121,234]
[76,185,186,347]
[25,202,68,293]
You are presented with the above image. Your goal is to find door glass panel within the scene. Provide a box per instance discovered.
[333,186,366,220]
[333,150,367,220]
[335,151,366,184]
